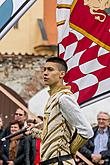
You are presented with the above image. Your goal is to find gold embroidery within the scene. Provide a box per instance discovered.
[84,0,110,22]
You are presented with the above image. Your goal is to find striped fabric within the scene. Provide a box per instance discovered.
[41,89,75,165]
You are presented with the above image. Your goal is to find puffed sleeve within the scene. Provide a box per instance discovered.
[59,93,94,155]
[59,93,93,139]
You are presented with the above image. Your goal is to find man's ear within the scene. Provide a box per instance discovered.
[60,71,66,78]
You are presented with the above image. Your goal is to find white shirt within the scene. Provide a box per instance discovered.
[59,93,94,139]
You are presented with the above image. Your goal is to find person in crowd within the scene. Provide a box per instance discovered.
[0,115,4,165]
[25,118,43,165]
[40,57,93,164]
[27,119,36,128]
[33,116,43,165]
[0,115,4,139]
[1,120,28,165]
[2,108,28,137]
[37,116,43,123]
[24,119,37,165]
[80,111,110,165]
[14,108,28,126]
[36,116,43,130]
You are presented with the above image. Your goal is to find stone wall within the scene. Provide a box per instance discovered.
[0,54,48,103]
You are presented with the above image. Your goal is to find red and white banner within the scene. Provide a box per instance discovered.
[57,0,110,105]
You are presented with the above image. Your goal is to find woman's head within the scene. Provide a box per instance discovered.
[10,120,22,134]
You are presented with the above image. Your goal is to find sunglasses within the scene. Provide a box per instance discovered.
[15,113,23,116]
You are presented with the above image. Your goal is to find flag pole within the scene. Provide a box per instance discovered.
[76,151,94,165]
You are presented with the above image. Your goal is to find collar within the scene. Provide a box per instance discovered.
[48,85,71,96]
[98,127,108,134]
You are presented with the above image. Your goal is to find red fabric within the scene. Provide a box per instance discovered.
[58,0,110,104]
[70,0,110,46]
[34,139,41,165]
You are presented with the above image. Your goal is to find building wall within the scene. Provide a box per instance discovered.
[44,0,57,45]
[0,55,46,102]
[0,1,58,124]
[0,83,27,126]
[0,0,43,54]
[0,90,18,126]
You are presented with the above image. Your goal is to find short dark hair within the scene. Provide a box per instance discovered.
[9,120,23,129]
[37,116,43,121]
[46,57,68,72]
[27,119,37,124]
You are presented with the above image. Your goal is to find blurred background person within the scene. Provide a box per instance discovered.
[14,108,28,127]
[33,116,43,165]
[25,119,37,165]
[1,120,28,165]
[36,116,43,130]
[2,108,28,137]
[26,117,43,165]
[80,111,110,165]
[0,115,4,139]
[0,115,4,165]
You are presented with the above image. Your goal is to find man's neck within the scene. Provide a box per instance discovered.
[49,84,71,96]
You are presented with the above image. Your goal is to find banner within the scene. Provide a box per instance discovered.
[0,0,37,39]
[57,0,110,105]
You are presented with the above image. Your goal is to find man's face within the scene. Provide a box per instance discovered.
[10,124,20,134]
[97,113,109,129]
[43,62,64,87]
[14,108,26,122]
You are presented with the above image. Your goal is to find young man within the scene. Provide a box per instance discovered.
[40,57,93,165]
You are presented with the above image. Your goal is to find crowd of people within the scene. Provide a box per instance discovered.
[0,108,43,165]
[0,110,110,165]
[0,57,110,165]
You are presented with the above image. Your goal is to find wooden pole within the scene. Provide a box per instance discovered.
[76,151,94,165]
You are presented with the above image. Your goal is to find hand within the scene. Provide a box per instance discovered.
[91,154,101,163]
[99,160,104,164]
[25,130,32,135]
[7,161,14,165]
[75,157,81,162]
[0,160,3,165]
